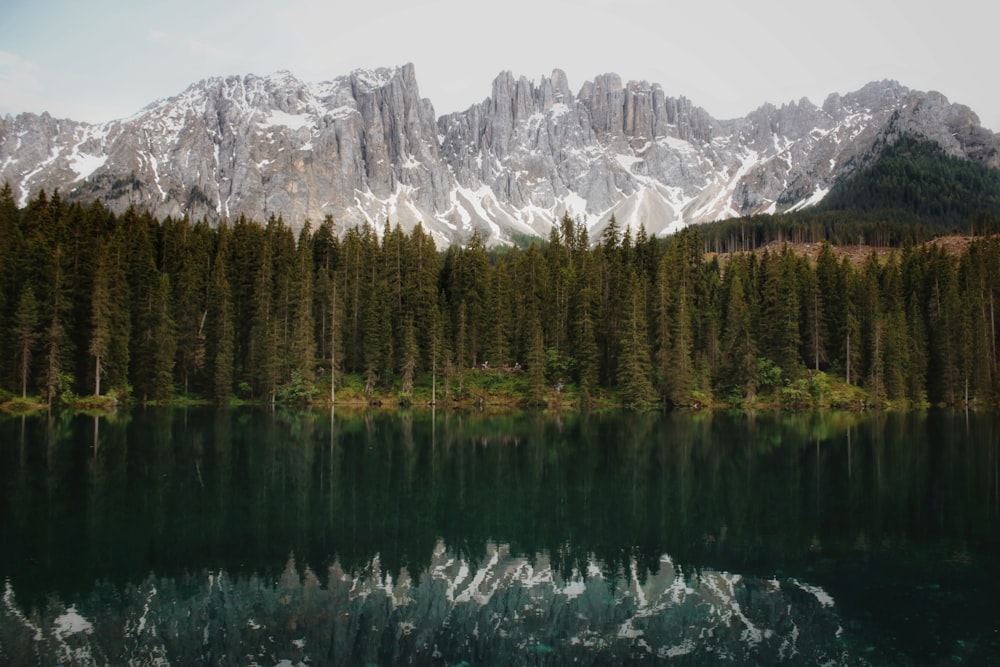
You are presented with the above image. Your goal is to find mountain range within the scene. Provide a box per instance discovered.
[1,64,997,246]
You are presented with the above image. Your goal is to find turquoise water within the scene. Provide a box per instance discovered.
[1,408,998,664]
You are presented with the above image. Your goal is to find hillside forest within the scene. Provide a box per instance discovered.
[1,181,999,410]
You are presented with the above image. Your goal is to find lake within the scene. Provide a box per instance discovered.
[1,408,998,665]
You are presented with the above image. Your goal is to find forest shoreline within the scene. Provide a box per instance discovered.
[2,367,959,416]
[4,187,999,412]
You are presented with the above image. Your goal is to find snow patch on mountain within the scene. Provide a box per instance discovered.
[2,68,997,247]
[68,151,106,182]
[260,109,314,131]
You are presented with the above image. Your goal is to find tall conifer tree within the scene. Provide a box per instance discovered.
[208,224,234,403]
[618,268,656,407]
[13,287,39,398]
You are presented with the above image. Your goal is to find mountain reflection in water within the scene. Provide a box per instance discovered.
[3,543,849,665]
[1,408,998,664]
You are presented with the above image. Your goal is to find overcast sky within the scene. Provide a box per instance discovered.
[2,0,997,131]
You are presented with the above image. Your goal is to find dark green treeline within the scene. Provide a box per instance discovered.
[1,185,999,407]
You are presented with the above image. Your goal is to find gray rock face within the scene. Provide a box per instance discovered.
[1,67,997,246]
[0,65,456,242]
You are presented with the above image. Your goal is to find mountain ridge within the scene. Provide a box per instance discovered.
[1,64,997,246]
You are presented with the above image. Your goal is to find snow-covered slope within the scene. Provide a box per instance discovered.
[1,65,997,246]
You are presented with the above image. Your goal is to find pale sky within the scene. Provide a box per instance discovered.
[2,0,997,131]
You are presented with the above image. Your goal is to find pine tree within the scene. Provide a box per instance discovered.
[571,251,600,404]
[13,287,40,398]
[719,259,757,401]
[338,226,368,373]
[766,247,805,378]
[880,257,911,401]
[399,316,419,399]
[802,263,825,372]
[597,240,624,387]
[326,272,344,403]
[601,214,621,253]
[382,221,408,374]
[208,224,234,403]
[311,215,339,364]
[149,273,177,401]
[125,213,175,402]
[655,233,697,405]
[228,216,262,391]
[408,223,440,373]
[288,225,316,383]
[362,236,390,394]
[485,256,512,368]
[618,268,656,407]
[545,226,572,355]
[307,218,339,400]
[164,217,211,396]
[454,301,469,392]
[92,227,132,396]
[43,312,68,407]
[698,257,723,387]
[247,229,278,401]
[0,184,20,385]
[37,240,73,406]
[458,231,491,366]
[899,243,929,402]
[89,248,114,396]
[816,243,845,374]
[434,292,451,402]
[525,314,547,406]
[268,218,300,388]
[512,244,549,366]
[857,251,884,401]
[56,202,100,392]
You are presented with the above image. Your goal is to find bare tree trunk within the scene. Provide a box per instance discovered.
[991,291,996,377]
[814,292,820,372]
[846,329,851,385]
[20,345,29,399]
[330,282,337,404]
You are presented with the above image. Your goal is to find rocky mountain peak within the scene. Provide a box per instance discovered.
[2,66,997,247]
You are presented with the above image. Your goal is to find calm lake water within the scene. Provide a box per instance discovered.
[1,408,998,665]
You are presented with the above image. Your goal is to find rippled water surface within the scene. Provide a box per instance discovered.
[1,408,998,665]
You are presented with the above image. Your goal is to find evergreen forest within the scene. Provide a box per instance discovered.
[2,179,1000,411]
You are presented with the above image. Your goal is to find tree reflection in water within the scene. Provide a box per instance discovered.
[0,408,998,664]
